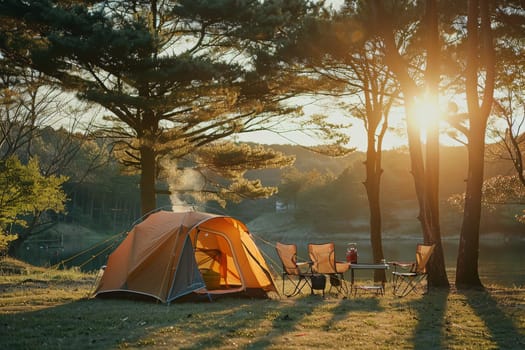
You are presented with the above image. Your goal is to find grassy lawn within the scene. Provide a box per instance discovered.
[1,257,524,350]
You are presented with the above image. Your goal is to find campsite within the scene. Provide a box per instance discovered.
[2,211,525,349]
[1,1,525,349]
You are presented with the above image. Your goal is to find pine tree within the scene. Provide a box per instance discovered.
[0,0,327,214]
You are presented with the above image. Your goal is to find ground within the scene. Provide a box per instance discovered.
[1,257,524,349]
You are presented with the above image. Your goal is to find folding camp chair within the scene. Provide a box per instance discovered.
[275,242,313,297]
[391,243,436,297]
[308,242,350,296]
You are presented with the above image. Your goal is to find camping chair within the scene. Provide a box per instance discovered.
[308,242,350,296]
[275,242,313,297]
[391,243,436,297]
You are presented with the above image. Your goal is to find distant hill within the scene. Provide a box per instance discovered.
[241,143,523,237]
[252,143,518,198]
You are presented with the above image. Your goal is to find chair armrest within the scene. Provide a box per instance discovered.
[390,261,415,273]
[296,261,313,273]
[390,261,414,267]
[335,261,351,273]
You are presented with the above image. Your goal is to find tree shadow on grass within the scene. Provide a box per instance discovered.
[0,298,162,349]
[243,294,327,349]
[324,294,383,326]
[462,288,525,349]
[243,293,384,349]
[0,297,261,350]
[4,294,358,350]
[408,288,450,349]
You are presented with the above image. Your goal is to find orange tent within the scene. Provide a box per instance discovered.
[94,210,276,303]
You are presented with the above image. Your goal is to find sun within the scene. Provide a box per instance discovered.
[412,92,442,135]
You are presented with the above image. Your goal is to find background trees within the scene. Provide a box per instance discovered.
[449,0,525,288]
[0,156,67,255]
[0,1,523,289]
[0,58,106,254]
[267,2,405,280]
[1,0,347,216]
[485,5,525,223]
[365,0,450,288]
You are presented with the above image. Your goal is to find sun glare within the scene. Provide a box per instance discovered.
[413,93,442,136]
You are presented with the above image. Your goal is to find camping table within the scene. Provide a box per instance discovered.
[348,263,389,296]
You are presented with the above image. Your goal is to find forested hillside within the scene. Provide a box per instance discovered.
[242,143,522,236]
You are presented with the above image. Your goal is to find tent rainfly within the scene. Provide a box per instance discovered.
[94,210,276,303]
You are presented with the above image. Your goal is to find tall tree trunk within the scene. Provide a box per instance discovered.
[456,0,495,288]
[139,144,157,216]
[423,0,449,288]
[456,129,485,287]
[364,137,385,282]
[361,79,388,282]
[371,0,449,288]
[138,101,159,217]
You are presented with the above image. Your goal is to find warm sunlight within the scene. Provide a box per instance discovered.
[412,92,442,137]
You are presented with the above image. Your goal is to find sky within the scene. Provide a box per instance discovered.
[234,89,485,152]
[233,93,464,152]
[234,100,409,151]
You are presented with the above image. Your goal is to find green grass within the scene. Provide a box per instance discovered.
[1,257,524,349]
